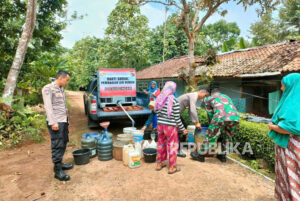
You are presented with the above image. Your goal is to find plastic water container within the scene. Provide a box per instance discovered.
[187,125,196,143]
[113,141,129,161]
[129,150,141,168]
[132,130,144,142]
[195,126,208,145]
[82,132,100,139]
[81,133,100,157]
[123,127,136,135]
[96,134,113,161]
[123,144,135,166]
[117,134,133,143]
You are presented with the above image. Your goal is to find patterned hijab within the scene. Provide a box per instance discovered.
[155,81,177,117]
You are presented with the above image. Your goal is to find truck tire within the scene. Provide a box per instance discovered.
[88,116,99,128]
[83,95,87,115]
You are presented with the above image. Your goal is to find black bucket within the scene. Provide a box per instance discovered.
[143,148,157,163]
[72,148,90,165]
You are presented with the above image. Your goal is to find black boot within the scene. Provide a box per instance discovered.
[177,131,186,158]
[190,152,205,162]
[177,149,186,158]
[217,154,226,163]
[54,163,70,181]
[62,163,73,170]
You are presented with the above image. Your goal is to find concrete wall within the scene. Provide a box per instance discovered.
[137,75,284,116]
[136,78,187,97]
[213,78,242,99]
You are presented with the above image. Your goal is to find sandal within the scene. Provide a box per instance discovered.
[155,164,166,171]
[168,167,181,174]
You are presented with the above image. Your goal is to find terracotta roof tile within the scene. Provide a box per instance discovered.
[137,40,300,79]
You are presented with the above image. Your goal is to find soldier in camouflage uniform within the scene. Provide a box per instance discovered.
[191,88,239,163]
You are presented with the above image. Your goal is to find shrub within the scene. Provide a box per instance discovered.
[0,99,46,149]
[235,120,275,169]
[181,108,208,126]
[181,108,275,170]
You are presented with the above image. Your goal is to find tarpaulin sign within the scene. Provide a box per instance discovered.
[98,69,136,97]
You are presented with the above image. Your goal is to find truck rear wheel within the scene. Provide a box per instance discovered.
[83,95,87,115]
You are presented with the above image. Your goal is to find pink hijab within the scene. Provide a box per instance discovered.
[155,81,177,118]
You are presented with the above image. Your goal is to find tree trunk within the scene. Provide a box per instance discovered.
[2,0,37,106]
[188,36,196,87]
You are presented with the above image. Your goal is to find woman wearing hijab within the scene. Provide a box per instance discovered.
[268,73,300,201]
[155,81,187,174]
[144,81,161,101]
[141,101,157,131]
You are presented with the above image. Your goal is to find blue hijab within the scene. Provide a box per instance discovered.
[148,81,158,93]
[269,73,300,148]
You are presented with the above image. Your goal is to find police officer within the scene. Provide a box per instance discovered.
[42,70,73,181]
[177,88,209,157]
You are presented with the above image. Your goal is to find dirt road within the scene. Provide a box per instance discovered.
[0,91,275,201]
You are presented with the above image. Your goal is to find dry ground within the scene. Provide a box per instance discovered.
[0,91,275,201]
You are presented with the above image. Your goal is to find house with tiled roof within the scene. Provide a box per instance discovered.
[137,40,300,117]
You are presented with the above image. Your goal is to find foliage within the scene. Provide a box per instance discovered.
[198,20,240,52]
[64,0,153,90]
[250,0,300,46]
[234,120,275,170]
[222,41,229,52]
[64,36,102,90]
[104,0,150,70]
[279,0,300,35]
[18,48,67,105]
[250,12,284,45]
[148,13,188,64]
[0,0,72,105]
[0,98,46,149]
[127,0,279,81]
[181,108,209,126]
[148,16,241,64]
[0,0,68,79]
[239,37,246,49]
[182,108,275,170]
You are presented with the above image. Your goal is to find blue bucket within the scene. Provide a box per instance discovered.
[200,127,208,133]
[133,135,143,142]
[187,133,195,143]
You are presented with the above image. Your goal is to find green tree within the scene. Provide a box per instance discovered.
[0,0,70,105]
[222,41,229,52]
[127,0,279,86]
[0,0,68,78]
[2,0,37,106]
[239,37,246,49]
[279,0,300,35]
[199,20,240,52]
[20,48,67,105]
[148,13,188,64]
[251,0,300,46]
[64,37,103,89]
[104,0,150,70]
[148,16,241,63]
[250,12,285,45]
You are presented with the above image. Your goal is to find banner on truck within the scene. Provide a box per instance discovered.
[98,69,136,97]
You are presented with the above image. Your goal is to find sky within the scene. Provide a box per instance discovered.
[60,0,261,49]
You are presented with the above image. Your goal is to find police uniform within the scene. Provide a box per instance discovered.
[42,82,69,164]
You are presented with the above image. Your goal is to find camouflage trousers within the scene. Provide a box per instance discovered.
[201,121,239,153]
